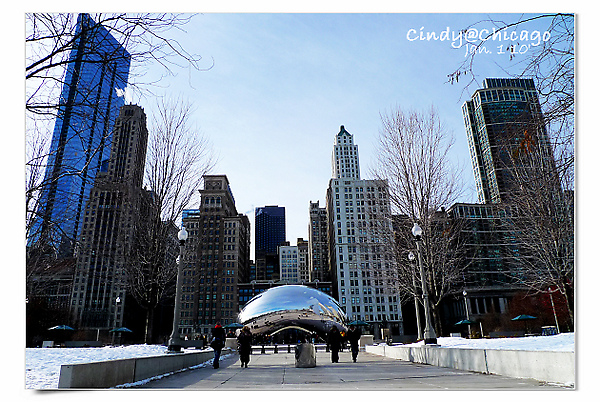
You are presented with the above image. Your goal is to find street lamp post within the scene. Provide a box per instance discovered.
[463,290,471,338]
[112,296,122,345]
[408,251,423,340]
[168,226,188,353]
[412,223,437,345]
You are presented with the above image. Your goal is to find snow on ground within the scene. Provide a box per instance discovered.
[399,332,575,352]
[25,333,574,389]
[25,344,201,389]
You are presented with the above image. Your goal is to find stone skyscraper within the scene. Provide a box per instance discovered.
[308,201,329,282]
[70,105,148,332]
[326,126,402,336]
[180,175,251,337]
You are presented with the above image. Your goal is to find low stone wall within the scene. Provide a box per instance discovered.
[365,344,574,385]
[58,348,221,388]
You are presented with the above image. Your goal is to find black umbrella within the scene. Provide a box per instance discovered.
[348,320,370,326]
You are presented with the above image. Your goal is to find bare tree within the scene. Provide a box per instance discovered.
[372,107,468,335]
[447,13,574,329]
[124,97,216,343]
[499,121,574,326]
[448,13,574,191]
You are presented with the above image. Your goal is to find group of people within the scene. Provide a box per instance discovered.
[209,322,253,369]
[327,324,362,363]
[209,322,362,369]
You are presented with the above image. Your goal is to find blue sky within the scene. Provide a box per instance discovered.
[129,12,562,252]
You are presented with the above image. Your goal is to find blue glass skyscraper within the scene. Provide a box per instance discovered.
[255,206,286,256]
[31,13,131,256]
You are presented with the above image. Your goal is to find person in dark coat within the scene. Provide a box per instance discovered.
[237,326,253,368]
[347,324,362,362]
[327,326,342,363]
[211,322,226,369]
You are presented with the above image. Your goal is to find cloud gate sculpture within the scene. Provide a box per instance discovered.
[237,285,348,337]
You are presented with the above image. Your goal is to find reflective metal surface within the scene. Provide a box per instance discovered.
[237,285,347,337]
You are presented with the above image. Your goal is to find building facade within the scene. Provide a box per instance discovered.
[297,238,310,283]
[179,175,251,337]
[462,78,554,204]
[325,126,403,336]
[278,245,299,283]
[254,205,286,281]
[308,201,330,282]
[31,13,131,257]
[70,105,148,332]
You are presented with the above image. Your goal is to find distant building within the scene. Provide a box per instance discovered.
[308,201,330,282]
[254,205,286,281]
[279,245,299,283]
[179,175,251,337]
[297,238,310,283]
[255,205,286,255]
[30,13,131,258]
[326,126,403,337]
[70,105,148,332]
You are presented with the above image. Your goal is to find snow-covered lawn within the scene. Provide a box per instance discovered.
[25,344,201,389]
[25,333,574,389]
[399,332,575,352]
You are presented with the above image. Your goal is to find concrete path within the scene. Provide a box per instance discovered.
[135,349,565,390]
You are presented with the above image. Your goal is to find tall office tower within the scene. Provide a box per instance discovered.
[31,13,131,257]
[308,201,330,281]
[255,206,286,255]
[71,105,148,331]
[279,245,299,283]
[180,175,251,337]
[462,78,554,204]
[326,126,403,336]
[297,238,310,283]
[254,205,286,281]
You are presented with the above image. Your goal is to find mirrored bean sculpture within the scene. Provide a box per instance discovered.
[237,285,348,337]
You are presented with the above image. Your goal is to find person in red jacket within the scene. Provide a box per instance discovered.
[210,322,226,369]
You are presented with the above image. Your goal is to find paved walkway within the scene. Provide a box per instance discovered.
[136,349,564,390]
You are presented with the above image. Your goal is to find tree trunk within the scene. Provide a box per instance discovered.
[144,308,155,344]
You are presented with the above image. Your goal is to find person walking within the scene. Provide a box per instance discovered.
[210,322,226,369]
[327,326,342,363]
[347,324,362,362]
[237,326,253,368]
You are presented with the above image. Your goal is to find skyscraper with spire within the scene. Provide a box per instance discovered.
[326,125,403,336]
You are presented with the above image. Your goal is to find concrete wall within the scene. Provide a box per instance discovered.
[58,349,218,388]
[366,344,574,385]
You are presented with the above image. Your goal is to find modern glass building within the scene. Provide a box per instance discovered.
[255,205,286,256]
[462,78,553,204]
[31,13,131,257]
